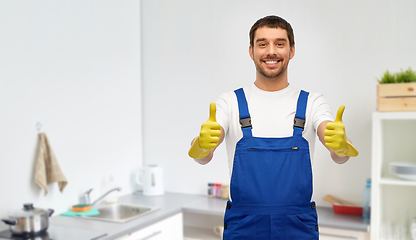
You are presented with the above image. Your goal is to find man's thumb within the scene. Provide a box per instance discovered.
[335,105,345,123]
[208,102,217,122]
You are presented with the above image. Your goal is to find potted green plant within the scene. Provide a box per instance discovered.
[377,68,416,112]
[378,68,416,84]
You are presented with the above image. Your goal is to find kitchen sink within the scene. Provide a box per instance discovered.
[81,203,159,223]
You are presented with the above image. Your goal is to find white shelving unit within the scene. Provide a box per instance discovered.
[371,111,416,240]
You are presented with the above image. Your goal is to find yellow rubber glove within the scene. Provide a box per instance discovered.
[188,102,221,159]
[324,105,359,157]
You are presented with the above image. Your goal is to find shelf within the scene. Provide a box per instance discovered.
[373,112,416,120]
[379,177,416,186]
[373,111,416,120]
[372,111,416,240]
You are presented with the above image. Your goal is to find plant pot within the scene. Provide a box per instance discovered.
[377,83,416,112]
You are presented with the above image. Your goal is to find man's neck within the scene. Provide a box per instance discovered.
[254,74,289,92]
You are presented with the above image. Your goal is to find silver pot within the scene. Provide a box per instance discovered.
[1,203,54,236]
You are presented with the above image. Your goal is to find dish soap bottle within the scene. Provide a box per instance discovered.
[103,175,119,204]
[362,178,371,220]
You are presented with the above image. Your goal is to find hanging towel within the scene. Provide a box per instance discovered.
[35,132,68,196]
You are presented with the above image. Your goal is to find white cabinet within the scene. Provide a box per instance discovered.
[182,198,226,240]
[116,213,183,240]
[371,112,416,240]
[183,211,224,240]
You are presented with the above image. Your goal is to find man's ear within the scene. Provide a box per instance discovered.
[249,45,254,60]
[289,45,295,59]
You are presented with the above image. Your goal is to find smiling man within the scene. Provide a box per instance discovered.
[188,15,358,240]
[249,24,294,87]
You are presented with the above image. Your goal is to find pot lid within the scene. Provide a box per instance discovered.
[9,203,49,218]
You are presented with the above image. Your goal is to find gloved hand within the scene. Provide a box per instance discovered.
[188,102,222,159]
[324,105,359,157]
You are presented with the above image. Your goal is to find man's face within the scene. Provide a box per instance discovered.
[249,26,295,80]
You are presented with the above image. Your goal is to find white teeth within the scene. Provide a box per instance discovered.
[265,61,278,64]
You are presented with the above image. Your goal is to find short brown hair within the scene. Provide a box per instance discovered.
[249,15,295,48]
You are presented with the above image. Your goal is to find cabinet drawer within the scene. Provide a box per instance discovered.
[116,213,183,240]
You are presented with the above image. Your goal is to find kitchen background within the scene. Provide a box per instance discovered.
[1,0,416,221]
[0,1,142,218]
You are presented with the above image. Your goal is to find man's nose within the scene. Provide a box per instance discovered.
[266,44,278,56]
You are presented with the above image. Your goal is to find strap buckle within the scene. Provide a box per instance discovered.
[293,118,305,129]
[240,118,252,129]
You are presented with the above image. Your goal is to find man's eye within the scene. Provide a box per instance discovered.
[259,43,266,47]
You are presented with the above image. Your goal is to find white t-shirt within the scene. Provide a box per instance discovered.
[215,83,334,178]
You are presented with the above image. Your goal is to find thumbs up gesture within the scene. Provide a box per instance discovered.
[199,102,222,149]
[188,102,222,159]
[324,105,359,157]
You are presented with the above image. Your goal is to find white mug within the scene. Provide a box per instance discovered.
[213,225,224,240]
[136,165,164,196]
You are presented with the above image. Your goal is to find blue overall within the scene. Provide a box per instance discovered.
[223,88,319,240]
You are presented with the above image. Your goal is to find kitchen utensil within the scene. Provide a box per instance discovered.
[323,194,357,206]
[332,204,363,215]
[323,195,338,204]
[1,203,54,236]
[0,229,50,240]
[390,162,416,180]
[136,165,164,196]
[323,195,362,215]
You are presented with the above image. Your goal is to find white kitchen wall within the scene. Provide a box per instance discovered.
[141,0,416,207]
[0,1,142,218]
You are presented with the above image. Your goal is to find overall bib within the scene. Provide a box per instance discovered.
[223,88,319,240]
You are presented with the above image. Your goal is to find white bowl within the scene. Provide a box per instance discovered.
[390,162,416,181]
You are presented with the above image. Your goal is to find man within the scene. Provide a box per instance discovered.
[188,15,358,240]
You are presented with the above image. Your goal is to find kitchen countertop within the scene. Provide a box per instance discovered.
[183,197,370,232]
[49,192,206,240]
[1,192,370,239]
[317,205,370,232]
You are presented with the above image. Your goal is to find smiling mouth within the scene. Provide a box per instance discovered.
[265,60,278,64]
[263,59,281,66]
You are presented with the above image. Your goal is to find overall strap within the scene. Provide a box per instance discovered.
[234,88,252,137]
[293,90,309,136]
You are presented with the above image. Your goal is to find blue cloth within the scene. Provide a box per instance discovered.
[223,89,319,240]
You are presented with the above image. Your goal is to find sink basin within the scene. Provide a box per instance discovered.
[81,203,159,223]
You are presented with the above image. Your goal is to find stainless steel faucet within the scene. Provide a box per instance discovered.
[81,187,122,206]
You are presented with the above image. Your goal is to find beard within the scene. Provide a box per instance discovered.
[254,56,289,79]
